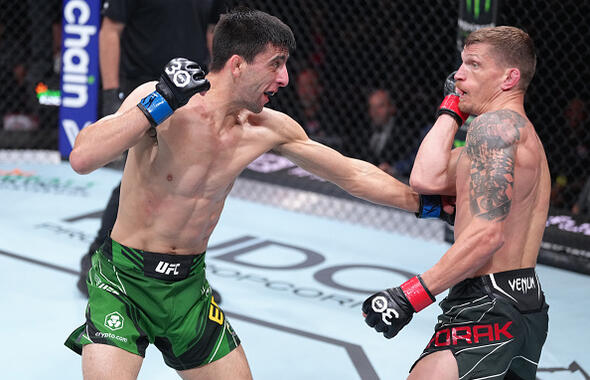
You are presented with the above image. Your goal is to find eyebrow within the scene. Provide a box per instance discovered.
[271,54,289,63]
[462,53,481,61]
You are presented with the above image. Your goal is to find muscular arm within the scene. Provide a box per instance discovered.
[99,17,124,90]
[69,82,156,174]
[421,110,526,294]
[273,113,419,212]
[410,114,461,195]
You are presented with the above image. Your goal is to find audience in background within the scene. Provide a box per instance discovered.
[550,97,590,212]
[291,66,343,150]
[572,176,590,217]
[352,88,413,180]
[0,0,61,138]
[0,1,34,131]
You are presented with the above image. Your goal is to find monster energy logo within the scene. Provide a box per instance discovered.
[465,0,492,20]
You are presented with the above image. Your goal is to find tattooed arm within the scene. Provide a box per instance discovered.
[419,110,526,295]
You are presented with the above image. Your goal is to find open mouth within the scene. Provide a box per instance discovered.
[264,91,275,97]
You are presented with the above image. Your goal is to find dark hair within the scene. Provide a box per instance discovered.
[465,26,536,91]
[209,8,296,72]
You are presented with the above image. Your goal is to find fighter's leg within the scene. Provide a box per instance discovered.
[77,182,121,297]
[407,350,458,380]
[82,343,143,380]
[177,345,252,380]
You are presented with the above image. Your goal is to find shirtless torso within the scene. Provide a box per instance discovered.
[453,108,551,276]
[111,83,286,254]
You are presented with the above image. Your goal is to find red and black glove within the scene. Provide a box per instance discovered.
[436,71,469,125]
[362,275,435,339]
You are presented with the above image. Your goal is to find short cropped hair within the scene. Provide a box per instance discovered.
[465,26,536,91]
[209,8,296,72]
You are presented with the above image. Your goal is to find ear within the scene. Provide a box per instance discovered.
[229,55,244,78]
[501,68,520,91]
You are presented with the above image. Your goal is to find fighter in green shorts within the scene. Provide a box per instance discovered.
[65,237,240,370]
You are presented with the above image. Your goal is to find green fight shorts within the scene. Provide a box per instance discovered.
[411,268,549,379]
[64,237,240,370]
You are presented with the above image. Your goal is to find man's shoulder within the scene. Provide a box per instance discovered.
[245,107,293,127]
[469,109,528,141]
[244,107,307,146]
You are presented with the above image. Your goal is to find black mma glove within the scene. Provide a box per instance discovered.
[137,57,210,127]
[362,275,435,339]
[101,88,125,117]
[416,194,456,226]
[436,71,469,125]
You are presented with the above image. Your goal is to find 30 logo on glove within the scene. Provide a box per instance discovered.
[371,295,400,325]
[164,58,195,89]
[137,57,210,127]
[362,275,435,339]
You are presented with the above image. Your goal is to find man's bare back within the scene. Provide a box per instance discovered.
[453,109,551,276]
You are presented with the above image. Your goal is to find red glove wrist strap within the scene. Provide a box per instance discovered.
[400,276,435,312]
[439,95,469,123]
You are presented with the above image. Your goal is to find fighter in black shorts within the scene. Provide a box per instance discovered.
[363,26,550,379]
[413,268,548,379]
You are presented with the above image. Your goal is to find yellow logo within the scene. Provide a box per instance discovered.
[208,297,224,325]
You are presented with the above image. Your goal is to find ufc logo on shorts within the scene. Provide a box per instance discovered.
[155,261,181,275]
[372,295,399,325]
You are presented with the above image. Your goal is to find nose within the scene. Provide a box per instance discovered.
[455,65,466,81]
[277,65,289,87]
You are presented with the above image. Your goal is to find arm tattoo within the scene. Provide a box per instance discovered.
[465,110,526,221]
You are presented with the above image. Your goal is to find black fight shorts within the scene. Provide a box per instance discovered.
[412,268,549,379]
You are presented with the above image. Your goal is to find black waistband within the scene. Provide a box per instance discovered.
[99,237,205,281]
[454,268,544,313]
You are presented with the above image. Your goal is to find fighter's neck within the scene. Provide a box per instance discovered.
[482,92,526,116]
[200,73,246,129]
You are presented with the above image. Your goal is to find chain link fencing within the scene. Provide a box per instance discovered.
[1,0,589,232]
[0,0,62,149]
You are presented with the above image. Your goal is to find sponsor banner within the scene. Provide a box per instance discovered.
[0,167,95,196]
[538,213,590,275]
[58,0,101,158]
[456,0,499,52]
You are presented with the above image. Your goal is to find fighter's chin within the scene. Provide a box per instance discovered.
[240,98,263,113]
[458,101,472,116]
[246,103,264,114]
